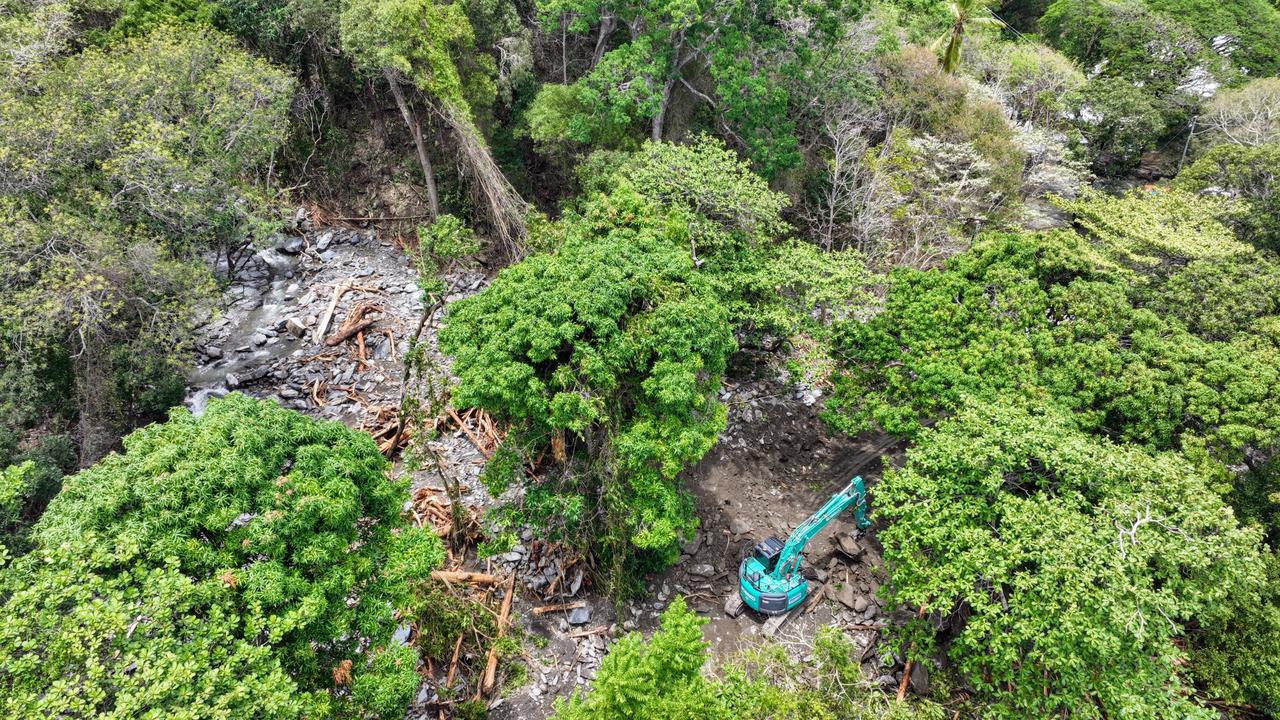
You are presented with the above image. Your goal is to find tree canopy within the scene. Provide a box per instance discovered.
[0,394,441,719]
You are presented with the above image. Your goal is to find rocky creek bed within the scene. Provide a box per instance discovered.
[186,213,910,720]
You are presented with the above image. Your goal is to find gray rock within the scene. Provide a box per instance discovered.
[315,230,335,251]
[876,674,897,688]
[833,532,863,558]
[688,563,716,578]
[286,317,307,337]
[226,512,256,530]
[909,662,930,695]
[256,248,296,274]
[567,606,591,626]
[204,345,223,359]
[251,333,268,346]
[836,584,857,609]
[729,517,752,536]
[320,250,337,262]
[279,235,305,254]
[854,596,869,613]
[390,624,412,646]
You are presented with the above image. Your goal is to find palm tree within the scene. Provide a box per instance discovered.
[931,0,1004,73]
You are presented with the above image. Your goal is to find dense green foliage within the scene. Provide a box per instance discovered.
[878,401,1265,717]
[3,0,1280,714]
[824,186,1280,715]
[554,597,946,719]
[0,20,292,461]
[0,395,442,719]
[1175,143,1280,252]
[442,140,823,590]
[826,223,1278,459]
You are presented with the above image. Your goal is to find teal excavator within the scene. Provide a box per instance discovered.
[738,476,870,615]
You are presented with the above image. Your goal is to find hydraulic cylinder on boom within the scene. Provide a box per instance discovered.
[737,476,870,614]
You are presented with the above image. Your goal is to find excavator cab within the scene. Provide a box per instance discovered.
[751,536,784,573]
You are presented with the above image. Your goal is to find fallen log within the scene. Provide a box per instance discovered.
[314,280,353,344]
[430,570,501,585]
[478,577,515,697]
[326,301,382,347]
[448,406,493,459]
[532,601,586,615]
[897,605,928,701]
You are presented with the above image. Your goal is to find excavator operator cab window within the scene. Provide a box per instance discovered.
[752,537,784,573]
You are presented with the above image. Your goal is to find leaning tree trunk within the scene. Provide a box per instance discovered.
[651,77,675,141]
[384,68,440,219]
[439,106,528,259]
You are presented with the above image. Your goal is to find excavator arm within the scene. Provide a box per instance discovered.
[775,476,870,573]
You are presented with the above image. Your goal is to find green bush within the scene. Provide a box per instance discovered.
[440,139,828,594]
[1071,77,1167,174]
[1175,143,1280,252]
[0,433,75,552]
[0,394,443,719]
[554,599,947,720]
[877,401,1265,718]
[552,598,716,720]
[1154,0,1280,77]
[1041,0,1208,96]
[440,180,736,578]
[825,226,1278,461]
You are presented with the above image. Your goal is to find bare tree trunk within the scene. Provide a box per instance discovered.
[384,68,439,219]
[651,77,675,141]
[591,14,615,69]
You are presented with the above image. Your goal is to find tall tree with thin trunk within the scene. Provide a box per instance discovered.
[931,0,1003,73]
[341,0,526,253]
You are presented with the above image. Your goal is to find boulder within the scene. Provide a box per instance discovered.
[688,563,716,578]
[909,662,930,695]
[285,317,308,338]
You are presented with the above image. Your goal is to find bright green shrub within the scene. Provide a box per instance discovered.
[552,597,720,720]
[1175,143,1280,252]
[441,139,849,592]
[440,181,735,574]
[877,401,1266,718]
[555,599,949,720]
[824,229,1280,461]
[1052,188,1251,267]
[0,394,443,719]
[1135,252,1280,342]
[1189,551,1280,717]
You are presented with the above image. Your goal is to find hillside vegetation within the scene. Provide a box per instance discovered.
[1,0,1278,716]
